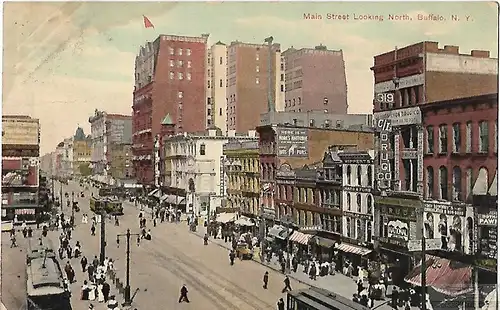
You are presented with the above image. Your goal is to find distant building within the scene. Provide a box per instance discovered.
[88,110,132,175]
[133,34,209,185]
[260,111,372,130]
[226,40,282,132]
[109,143,134,180]
[206,41,228,130]
[223,139,260,218]
[72,127,92,175]
[282,45,347,114]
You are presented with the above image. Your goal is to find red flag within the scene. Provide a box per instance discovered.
[143,15,154,28]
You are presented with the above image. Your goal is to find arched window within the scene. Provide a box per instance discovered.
[346,166,352,184]
[356,194,362,212]
[439,166,448,200]
[367,195,373,214]
[200,143,206,155]
[357,165,362,185]
[347,193,351,210]
[367,166,373,187]
[426,166,434,199]
[452,166,462,201]
[366,222,372,242]
[346,218,351,237]
[357,219,363,240]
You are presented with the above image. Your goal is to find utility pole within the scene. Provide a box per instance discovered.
[100,207,106,264]
[59,180,63,212]
[71,191,75,228]
[117,229,140,306]
[51,177,55,203]
[264,36,274,113]
[421,207,427,310]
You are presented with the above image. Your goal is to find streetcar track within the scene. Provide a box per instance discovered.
[143,232,275,310]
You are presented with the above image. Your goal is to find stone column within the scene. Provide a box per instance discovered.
[417,125,424,195]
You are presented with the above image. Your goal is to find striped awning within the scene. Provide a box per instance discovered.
[335,243,372,256]
[289,231,313,245]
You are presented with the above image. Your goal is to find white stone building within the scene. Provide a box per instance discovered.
[163,129,257,215]
[339,151,375,251]
[61,137,74,177]
[206,41,228,131]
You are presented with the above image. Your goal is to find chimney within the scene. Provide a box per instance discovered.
[471,50,490,58]
[443,45,459,54]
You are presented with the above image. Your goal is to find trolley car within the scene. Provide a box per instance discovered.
[287,287,369,310]
[26,244,71,309]
[90,196,123,215]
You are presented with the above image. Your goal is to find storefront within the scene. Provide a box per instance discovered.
[374,195,421,285]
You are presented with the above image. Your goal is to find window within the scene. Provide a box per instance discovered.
[187,61,192,68]
[219,56,223,65]
[256,66,260,73]
[439,166,448,200]
[366,222,372,242]
[178,91,183,99]
[356,194,361,212]
[219,108,223,116]
[426,126,434,154]
[169,47,174,55]
[207,109,211,116]
[346,166,352,184]
[186,48,191,56]
[465,168,473,200]
[346,193,351,210]
[256,53,259,61]
[187,73,191,81]
[346,218,351,238]
[367,166,372,187]
[309,119,315,127]
[178,60,183,67]
[452,123,461,153]
[169,72,174,80]
[178,48,183,56]
[220,79,223,87]
[439,125,447,153]
[169,59,175,67]
[323,97,328,105]
[200,144,206,155]
[367,195,372,214]
[452,166,462,201]
[256,77,260,84]
[466,122,472,153]
[479,121,489,153]
[357,219,363,240]
[280,74,284,81]
[280,85,284,92]
[357,165,362,185]
[178,72,183,80]
[207,80,211,88]
[426,167,434,199]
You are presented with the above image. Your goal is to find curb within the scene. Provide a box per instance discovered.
[189,230,315,289]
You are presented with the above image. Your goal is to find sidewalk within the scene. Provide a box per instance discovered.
[190,228,396,310]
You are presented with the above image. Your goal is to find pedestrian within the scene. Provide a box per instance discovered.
[88,264,95,282]
[65,261,75,283]
[178,284,190,303]
[106,295,118,309]
[153,217,157,227]
[81,255,88,272]
[280,261,286,274]
[22,227,27,238]
[102,280,110,302]
[277,298,285,310]
[263,271,269,289]
[282,275,292,293]
[10,234,17,248]
[357,278,364,294]
[27,226,33,238]
[91,224,96,236]
[67,245,73,259]
[93,255,99,268]
[81,280,90,300]
[204,234,209,245]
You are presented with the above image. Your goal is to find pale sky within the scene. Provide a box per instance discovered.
[2,2,498,154]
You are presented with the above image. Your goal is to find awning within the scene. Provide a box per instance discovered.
[289,231,313,245]
[335,243,372,256]
[164,195,185,204]
[235,216,255,226]
[267,225,291,240]
[313,236,336,248]
[404,255,473,296]
[160,194,169,202]
[216,212,236,223]
[148,189,160,198]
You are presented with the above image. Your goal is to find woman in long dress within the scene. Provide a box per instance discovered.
[88,284,96,301]
[97,284,105,302]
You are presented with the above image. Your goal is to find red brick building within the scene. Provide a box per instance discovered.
[132,34,208,185]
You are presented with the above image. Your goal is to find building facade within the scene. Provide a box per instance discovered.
[223,140,260,218]
[260,111,372,130]
[89,110,132,175]
[61,137,74,177]
[227,40,281,132]
[282,45,347,114]
[207,41,228,130]
[163,129,257,215]
[109,143,134,180]
[1,115,40,223]
[133,34,209,185]
[257,124,374,223]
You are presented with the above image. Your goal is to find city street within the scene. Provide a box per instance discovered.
[58,181,308,310]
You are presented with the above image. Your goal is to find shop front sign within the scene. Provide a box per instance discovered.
[478,211,497,226]
[424,202,466,217]
[375,236,407,248]
[388,220,409,241]
[379,204,417,221]
[343,211,373,221]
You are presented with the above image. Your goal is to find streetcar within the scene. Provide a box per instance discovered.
[90,196,123,215]
[26,247,71,309]
[286,287,369,310]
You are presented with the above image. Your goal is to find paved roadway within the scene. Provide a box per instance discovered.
[60,180,308,310]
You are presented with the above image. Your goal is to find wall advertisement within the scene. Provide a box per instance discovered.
[276,128,308,157]
[373,107,422,127]
[2,118,39,146]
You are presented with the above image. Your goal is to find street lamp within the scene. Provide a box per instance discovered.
[282,211,293,274]
[59,179,63,212]
[71,191,75,228]
[116,229,141,306]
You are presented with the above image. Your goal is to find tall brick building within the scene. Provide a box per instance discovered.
[282,45,348,114]
[371,42,497,281]
[226,41,281,132]
[133,34,208,185]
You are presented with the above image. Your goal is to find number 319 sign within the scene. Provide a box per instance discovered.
[376,93,394,104]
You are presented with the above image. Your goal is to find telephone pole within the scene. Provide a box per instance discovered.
[117,229,140,306]
[100,208,106,264]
